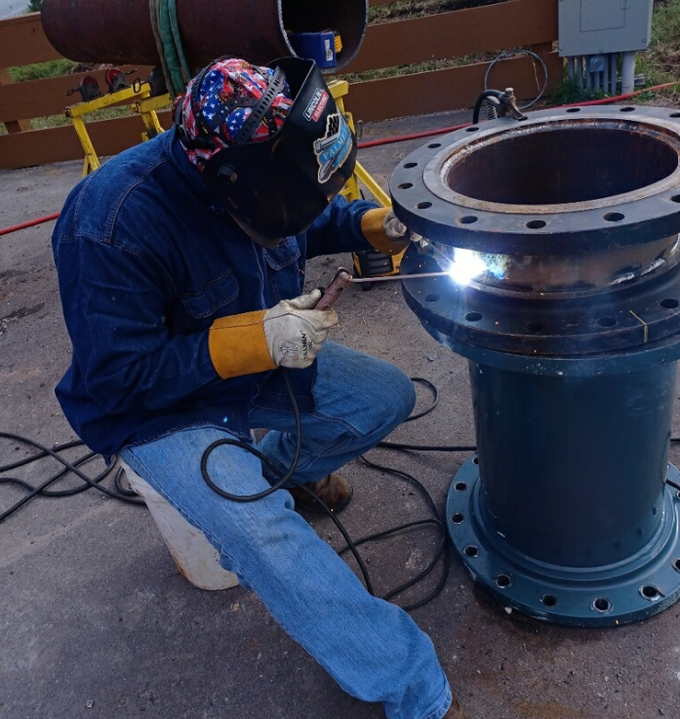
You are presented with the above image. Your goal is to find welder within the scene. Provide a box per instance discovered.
[51,55,470,719]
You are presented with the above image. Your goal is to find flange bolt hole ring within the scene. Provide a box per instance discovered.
[640,585,662,601]
[660,299,679,309]
[463,544,479,558]
[541,594,558,607]
[604,212,625,222]
[451,512,465,524]
[597,317,617,328]
[592,597,612,612]
[672,558,680,573]
[494,574,512,588]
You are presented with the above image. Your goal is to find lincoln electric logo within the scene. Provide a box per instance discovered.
[304,89,329,122]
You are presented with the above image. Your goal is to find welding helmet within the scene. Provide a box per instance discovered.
[175,56,357,246]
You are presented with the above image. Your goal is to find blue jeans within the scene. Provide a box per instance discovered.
[120,343,452,719]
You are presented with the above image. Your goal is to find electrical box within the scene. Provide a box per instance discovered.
[558,0,653,57]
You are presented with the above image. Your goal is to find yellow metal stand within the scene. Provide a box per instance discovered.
[329,79,405,278]
[65,82,166,176]
[329,80,390,207]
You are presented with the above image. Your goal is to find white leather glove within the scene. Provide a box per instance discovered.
[383,208,409,239]
[263,289,339,369]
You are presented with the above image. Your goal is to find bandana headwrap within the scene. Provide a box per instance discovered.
[177,58,293,169]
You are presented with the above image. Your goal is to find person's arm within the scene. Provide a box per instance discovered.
[54,238,336,415]
[305,195,410,258]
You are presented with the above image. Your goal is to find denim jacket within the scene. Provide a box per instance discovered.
[52,131,377,458]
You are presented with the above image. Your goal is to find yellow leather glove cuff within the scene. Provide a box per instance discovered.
[361,207,408,255]
[208,310,277,379]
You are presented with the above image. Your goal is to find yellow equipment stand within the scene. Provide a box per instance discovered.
[65,82,166,176]
[329,79,406,278]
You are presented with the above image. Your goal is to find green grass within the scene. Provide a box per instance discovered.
[636,0,680,104]
[9,58,76,82]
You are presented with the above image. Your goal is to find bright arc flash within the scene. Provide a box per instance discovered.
[446,249,488,286]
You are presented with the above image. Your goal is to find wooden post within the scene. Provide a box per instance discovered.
[0,68,32,133]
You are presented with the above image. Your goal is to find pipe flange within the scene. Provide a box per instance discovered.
[390,105,680,255]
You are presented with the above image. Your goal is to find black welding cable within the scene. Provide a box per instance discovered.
[199,372,456,608]
[0,433,145,524]
[200,369,375,595]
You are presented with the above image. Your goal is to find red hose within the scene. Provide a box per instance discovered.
[357,82,679,150]
[0,212,60,237]
[2,83,677,237]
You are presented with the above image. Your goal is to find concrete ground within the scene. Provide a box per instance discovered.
[2,108,680,719]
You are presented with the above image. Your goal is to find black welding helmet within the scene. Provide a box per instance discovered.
[175,56,356,246]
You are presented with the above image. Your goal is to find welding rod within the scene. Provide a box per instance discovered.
[351,271,450,283]
[316,268,451,310]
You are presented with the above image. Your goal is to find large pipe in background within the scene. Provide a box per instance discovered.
[41,0,368,72]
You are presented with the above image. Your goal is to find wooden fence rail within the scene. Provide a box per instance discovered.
[0,0,561,170]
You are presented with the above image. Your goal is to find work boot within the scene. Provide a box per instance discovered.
[289,473,353,513]
[442,694,472,719]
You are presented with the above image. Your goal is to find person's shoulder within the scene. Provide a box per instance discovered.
[61,134,176,246]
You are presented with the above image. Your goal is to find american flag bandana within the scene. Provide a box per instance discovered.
[177,58,293,169]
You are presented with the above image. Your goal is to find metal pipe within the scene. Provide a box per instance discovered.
[621,51,637,95]
[390,106,680,627]
[41,0,368,72]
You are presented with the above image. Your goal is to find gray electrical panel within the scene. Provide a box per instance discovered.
[558,0,653,57]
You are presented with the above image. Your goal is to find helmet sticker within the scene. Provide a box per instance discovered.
[313,113,353,183]
[303,88,329,122]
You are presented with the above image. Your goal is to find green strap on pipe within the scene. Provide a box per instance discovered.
[149,0,192,96]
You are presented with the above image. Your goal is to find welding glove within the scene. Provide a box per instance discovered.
[360,207,412,255]
[208,289,339,378]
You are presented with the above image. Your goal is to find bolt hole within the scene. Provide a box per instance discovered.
[425,294,441,302]
[459,215,478,225]
[652,505,658,516]
[640,585,661,601]
[465,311,483,322]
[417,202,432,210]
[526,320,544,332]
[597,316,617,327]
[495,574,512,588]
[427,142,442,148]
[526,220,546,229]
[604,212,625,222]
[661,298,679,309]
[671,195,680,203]
[671,113,680,118]
[541,594,558,607]
[465,126,480,132]
[454,482,467,492]
[593,597,612,612]
[620,106,636,112]
[473,456,479,465]
[673,558,680,572]
[403,162,418,169]
[565,107,581,113]
[451,512,464,524]
[398,182,413,190]
[463,544,479,558]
